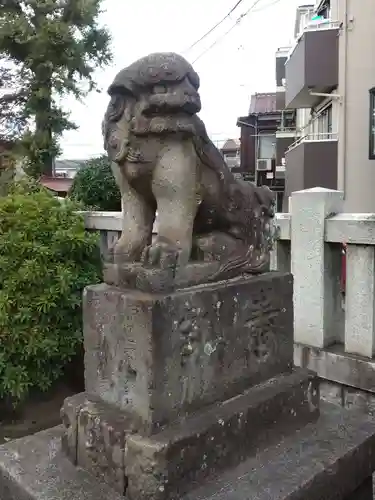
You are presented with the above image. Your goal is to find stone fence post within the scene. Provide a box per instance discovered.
[290,187,344,348]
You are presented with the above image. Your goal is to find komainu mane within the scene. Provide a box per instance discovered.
[102,52,275,285]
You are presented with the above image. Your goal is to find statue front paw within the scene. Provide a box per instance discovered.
[142,236,180,270]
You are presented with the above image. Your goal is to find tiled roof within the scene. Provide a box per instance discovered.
[249,93,277,114]
[40,176,73,193]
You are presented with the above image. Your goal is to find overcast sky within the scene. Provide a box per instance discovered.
[60,0,305,159]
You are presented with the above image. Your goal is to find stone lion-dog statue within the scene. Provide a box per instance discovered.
[102,52,275,286]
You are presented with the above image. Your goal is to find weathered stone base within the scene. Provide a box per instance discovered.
[2,404,375,500]
[320,379,375,416]
[295,342,375,416]
[61,369,319,498]
[295,342,375,394]
[0,427,122,500]
[83,272,294,433]
[103,257,270,293]
[103,261,232,293]
[182,403,375,500]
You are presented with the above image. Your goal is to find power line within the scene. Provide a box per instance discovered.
[192,0,263,64]
[182,0,246,55]
[252,0,281,11]
[192,0,281,64]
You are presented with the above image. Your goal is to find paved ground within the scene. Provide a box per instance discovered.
[0,383,74,444]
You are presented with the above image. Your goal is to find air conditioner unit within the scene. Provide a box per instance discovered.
[256,158,272,171]
[275,164,285,179]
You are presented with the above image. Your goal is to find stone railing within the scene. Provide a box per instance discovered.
[82,211,159,260]
[83,188,375,402]
[82,211,122,260]
[272,187,375,403]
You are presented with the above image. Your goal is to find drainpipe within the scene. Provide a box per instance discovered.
[339,0,349,298]
[339,0,348,198]
[255,119,258,185]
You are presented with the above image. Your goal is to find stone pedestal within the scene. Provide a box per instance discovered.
[82,273,294,430]
[2,271,375,500]
[61,272,322,498]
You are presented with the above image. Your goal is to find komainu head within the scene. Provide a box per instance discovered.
[102,52,203,163]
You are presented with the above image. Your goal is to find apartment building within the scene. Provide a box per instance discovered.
[279,0,375,212]
[337,0,375,212]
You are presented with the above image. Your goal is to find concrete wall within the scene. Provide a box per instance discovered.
[337,0,375,212]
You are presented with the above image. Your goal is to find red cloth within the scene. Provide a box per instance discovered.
[341,244,346,293]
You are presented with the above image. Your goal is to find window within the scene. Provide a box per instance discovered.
[309,104,333,140]
[258,133,276,159]
[369,88,375,159]
[318,105,332,136]
[316,0,331,19]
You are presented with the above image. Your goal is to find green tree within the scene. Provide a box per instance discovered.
[0,0,112,177]
[0,61,28,143]
[69,155,121,211]
[0,180,102,403]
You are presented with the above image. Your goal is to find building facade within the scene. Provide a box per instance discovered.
[219,139,241,176]
[336,0,375,212]
[53,159,85,179]
[237,93,292,210]
[280,0,375,212]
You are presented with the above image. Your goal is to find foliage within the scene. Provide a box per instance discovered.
[0,61,28,142]
[69,155,121,211]
[0,0,112,176]
[0,162,15,197]
[0,181,102,403]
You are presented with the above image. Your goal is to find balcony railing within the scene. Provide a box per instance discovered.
[288,20,341,59]
[276,46,292,58]
[276,127,299,136]
[287,131,338,152]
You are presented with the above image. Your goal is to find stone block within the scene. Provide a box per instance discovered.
[345,244,375,358]
[103,259,268,293]
[63,370,319,500]
[291,187,344,348]
[103,261,228,293]
[346,477,373,500]
[0,427,123,500]
[2,404,375,500]
[319,380,344,407]
[294,342,375,394]
[61,393,137,495]
[182,402,375,500]
[83,272,293,432]
[60,392,87,464]
[125,369,319,500]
